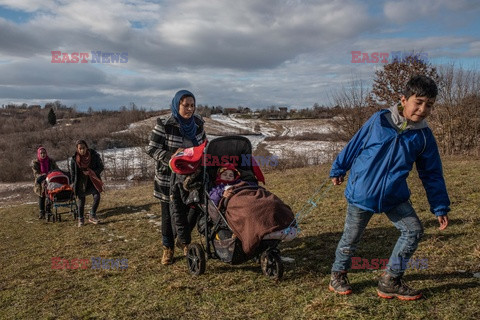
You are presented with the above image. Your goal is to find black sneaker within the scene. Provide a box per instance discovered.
[328,271,353,295]
[377,272,422,300]
[39,211,45,219]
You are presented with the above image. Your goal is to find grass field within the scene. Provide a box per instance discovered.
[1,157,479,319]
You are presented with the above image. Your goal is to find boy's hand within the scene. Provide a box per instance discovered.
[437,214,449,230]
[331,176,344,185]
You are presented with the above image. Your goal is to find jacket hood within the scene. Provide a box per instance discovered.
[386,104,428,132]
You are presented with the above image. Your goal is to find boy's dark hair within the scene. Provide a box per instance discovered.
[403,75,438,100]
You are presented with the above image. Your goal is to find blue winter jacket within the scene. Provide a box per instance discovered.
[330,109,450,216]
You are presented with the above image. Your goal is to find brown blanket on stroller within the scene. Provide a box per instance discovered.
[219,181,295,255]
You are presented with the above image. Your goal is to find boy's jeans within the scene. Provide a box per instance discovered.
[332,201,424,277]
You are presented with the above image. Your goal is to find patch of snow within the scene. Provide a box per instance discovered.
[281,256,295,263]
[0,182,31,193]
[211,114,255,133]
[270,119,334,136]
[266,141,345,165]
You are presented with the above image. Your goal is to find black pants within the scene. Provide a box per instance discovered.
[38,196,51,213]
[77,188,101,220]
[161,201,175,248]
[173,205,199,245]
[37,176,48,213]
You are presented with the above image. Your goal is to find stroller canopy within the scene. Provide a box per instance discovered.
[204,136,265,185]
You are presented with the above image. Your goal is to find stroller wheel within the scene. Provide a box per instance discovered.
[186,243,206,276]
[261,250,284,280]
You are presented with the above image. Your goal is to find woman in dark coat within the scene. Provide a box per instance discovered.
[69,140,104,227]
[32,146,58,219]
[146,90,206,265]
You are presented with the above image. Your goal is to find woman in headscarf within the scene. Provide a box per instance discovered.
[147,90,206,265]
[69,140,104,227]
[32,146,58,219]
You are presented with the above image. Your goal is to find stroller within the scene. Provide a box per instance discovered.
[185,136,297,280]
[44,170,78,222]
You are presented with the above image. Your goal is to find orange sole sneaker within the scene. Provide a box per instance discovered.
[329,284,352,295]
[377,290,422,301]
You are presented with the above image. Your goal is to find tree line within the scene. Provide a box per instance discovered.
[1,56,478,182]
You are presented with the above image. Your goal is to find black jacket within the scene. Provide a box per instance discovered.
[69,149,104,196]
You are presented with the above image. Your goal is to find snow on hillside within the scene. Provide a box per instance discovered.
[265,140,344,165]
[107,114,342,173]
[59,114,341,172]
[270,119,334,136]
[209,114,278,136]
[1,114,344,204]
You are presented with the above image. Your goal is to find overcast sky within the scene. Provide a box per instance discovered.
[1,0,479,111]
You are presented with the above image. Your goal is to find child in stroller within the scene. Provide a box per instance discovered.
[185,136,297,280]
[44,170,78,222]
[208,162,256,207]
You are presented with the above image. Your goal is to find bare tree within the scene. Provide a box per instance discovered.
[431,64,480,155]
[329,77,377,141]
[368,53,439,107]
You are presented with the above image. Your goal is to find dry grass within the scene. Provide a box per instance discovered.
[0,157,479,319]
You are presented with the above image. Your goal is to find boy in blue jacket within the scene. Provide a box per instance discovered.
[328,75,450,300]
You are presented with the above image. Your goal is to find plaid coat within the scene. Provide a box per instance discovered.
[146,114,206,202]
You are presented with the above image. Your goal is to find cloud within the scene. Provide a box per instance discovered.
[0,58,108,86]
[0,0,478,109]
[1,0,373,69]
[0,85,106,100]
[0,0,57,12]
[383,0,480,23]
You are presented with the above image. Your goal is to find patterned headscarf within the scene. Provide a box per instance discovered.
[170,90,199,146]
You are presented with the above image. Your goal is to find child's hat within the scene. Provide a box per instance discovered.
[169,140,207,175]
[217,162,240,180]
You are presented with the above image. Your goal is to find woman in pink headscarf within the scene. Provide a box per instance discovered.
[32,146,58,219]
